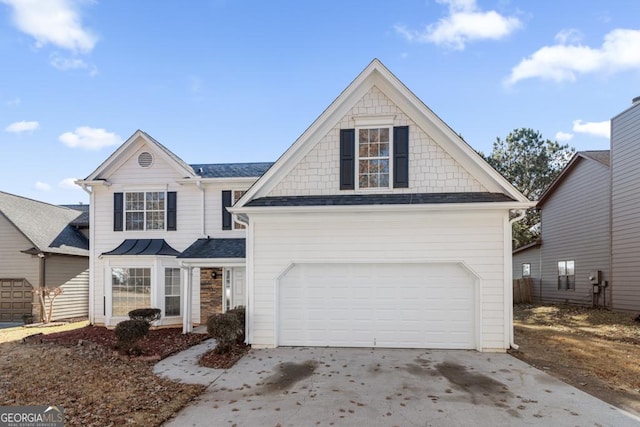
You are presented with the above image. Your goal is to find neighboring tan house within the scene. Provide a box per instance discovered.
[78,59,532,352]
[0,191,90,322]
[512,152,610,306]
[513,96,640,313]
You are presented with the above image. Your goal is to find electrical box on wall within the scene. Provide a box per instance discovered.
[589,270,602,285]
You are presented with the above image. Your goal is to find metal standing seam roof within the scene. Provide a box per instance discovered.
[0,191,89,256]
[189,162,274,178]
[245,193,516,207]
[102,239,181,256]
[178,238,246,259]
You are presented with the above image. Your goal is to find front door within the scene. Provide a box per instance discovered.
[223,267,246,311]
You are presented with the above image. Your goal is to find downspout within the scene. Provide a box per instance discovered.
[233,213,251,345]
[508,209,527,350]
[78,183,95,324]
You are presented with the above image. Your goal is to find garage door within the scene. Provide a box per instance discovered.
[0,279,33,322]
[278,263,476,349]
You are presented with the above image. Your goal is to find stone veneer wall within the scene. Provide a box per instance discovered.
[200,267,223,324]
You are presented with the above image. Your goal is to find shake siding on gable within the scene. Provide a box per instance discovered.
[248,211,509,351]
[611,103,640,311]
[539,159,610,305]
[268,86,487,197]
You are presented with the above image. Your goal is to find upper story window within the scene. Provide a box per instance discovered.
[125,191,165,230]
[358,127,391,189]
[233,190,246,230]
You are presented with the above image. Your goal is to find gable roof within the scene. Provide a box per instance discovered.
[246,193,515,207]
[178,238,246,259]
[0,191,89,256]
[538,150,610,206]
[234,58,531,209]
[61,204,90,228]
[82,130,197,182]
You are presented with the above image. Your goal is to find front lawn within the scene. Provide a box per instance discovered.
[0,325,208,426]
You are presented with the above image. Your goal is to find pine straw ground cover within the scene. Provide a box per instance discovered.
[511,304,640,416]
[0,326,209,427]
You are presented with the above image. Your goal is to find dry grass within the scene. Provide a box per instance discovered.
[0,320,89,344]
[512,304,640,416]
[0,327,206,426]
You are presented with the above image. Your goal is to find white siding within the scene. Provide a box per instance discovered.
[248,209,508,352]
[89,138,255,325]
[539,158,610,306]
[612,102,640,311]
[268,86,487,197]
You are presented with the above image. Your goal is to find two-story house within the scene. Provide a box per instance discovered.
[78,59,532,352]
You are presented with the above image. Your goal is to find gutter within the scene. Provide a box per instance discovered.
[508,209,527,350]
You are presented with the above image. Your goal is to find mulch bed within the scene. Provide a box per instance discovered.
[199,343,250,369]
[23,325,209,359]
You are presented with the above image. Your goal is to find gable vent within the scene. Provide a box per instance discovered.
[138,152,153,168]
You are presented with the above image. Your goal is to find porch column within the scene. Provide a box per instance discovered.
[182,266,193,334]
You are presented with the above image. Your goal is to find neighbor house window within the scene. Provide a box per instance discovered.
[165,268,181,316]
[358,127,390,188]
[522,263,531,278]
[112,268,151,316]
[125,191,165,230]
[233,190,246,230]
[558,260,575,290]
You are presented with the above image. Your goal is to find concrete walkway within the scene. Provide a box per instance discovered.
[157,346,640,427]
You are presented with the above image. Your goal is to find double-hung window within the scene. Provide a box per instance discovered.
[125,191,165,230]
[358,127,391,189]
[165,268,181,316]
[558,260,575,290]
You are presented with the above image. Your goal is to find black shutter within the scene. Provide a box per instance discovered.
[167,191,177,231]
[113,192,123,231]
[393,126,409,188]
[340,129,355,190]
[222,190,232,230]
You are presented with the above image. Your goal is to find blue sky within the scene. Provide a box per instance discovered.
[1,0,639,205]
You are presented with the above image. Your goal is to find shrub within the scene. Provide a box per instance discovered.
[115,319,150,354]
[207,306,245,353]
[128,308,162,323]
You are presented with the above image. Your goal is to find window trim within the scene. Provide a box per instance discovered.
[557,260,575,290]
[123,190,167,231]
[355,125,393,190]
[164,267,181,317]
[111,266,152,317]
[232,190,246,230]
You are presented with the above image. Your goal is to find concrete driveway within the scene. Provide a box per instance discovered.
[158,345,640,427]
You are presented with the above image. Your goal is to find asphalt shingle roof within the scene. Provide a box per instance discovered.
[178,238,246,259]
[102,239,181,256]
[580,150,610,167]
[0,191,89,256]
[190,162,274,178]
[246,193,515,207]
[61,204,90,227]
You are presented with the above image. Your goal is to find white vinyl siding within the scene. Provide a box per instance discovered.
[248,209,508,352]
[612,103,640,311]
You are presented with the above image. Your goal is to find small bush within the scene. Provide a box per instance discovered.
[115,319,150,354]
[207,306,245,354]
[128,308,162,323]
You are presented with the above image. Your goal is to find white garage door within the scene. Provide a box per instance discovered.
[278,263,476,349]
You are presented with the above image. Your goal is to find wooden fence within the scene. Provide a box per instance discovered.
[513,277,533,304]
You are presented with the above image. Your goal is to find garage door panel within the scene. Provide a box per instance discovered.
[279,263,476,349]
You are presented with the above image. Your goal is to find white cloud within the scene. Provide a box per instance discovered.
[59,178,82,190]
[5,120,39,133]
[34,181,51,191]
[1,0,97,52]
[394,0,521,50]
[572,120,610,138]
[554,29,582,45]
[50,53,98,76]
[59,127,122,150]
[555,131,574,142]
[506,28,640,85]
[4,97,21,106]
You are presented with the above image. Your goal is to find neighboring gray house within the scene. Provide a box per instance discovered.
[512,239,541,295]
[0,191,90,322]
[611,97,640,312]
[514,97,640,312]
